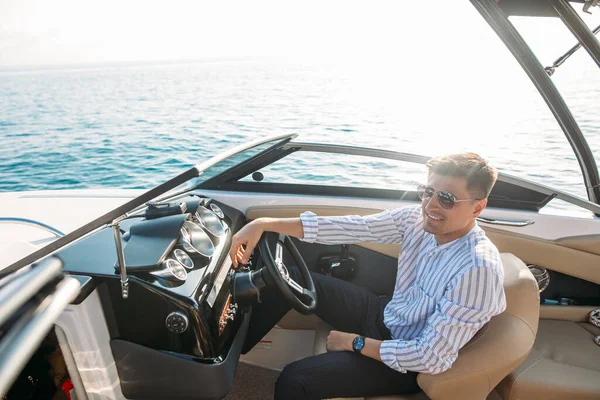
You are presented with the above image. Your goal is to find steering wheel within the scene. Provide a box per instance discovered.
[258,233,317,315]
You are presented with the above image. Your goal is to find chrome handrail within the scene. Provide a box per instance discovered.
[476,217,535,227]
[0,257,63,326]
[0,217,65,238]
[0,275,80,396]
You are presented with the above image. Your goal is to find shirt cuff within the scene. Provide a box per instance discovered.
[299,211,318,242]
[380,340,407,373]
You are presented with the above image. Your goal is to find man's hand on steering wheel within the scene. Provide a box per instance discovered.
[229,217,306,268]
[229,217,318,314]
[229,220,264,268]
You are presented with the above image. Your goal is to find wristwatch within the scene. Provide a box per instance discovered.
[352,335,366,353]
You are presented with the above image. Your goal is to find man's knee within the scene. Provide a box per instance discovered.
[274,364,311,400]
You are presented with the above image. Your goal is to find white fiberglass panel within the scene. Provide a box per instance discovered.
[197,189,600,242]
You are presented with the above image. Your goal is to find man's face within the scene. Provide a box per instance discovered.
[421,173,486,243]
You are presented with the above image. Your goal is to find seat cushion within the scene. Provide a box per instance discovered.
[326,389,501,399]
[324,391,430,400]
[497,319,600,400]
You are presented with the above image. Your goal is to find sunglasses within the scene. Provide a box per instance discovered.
[417,184,482,210]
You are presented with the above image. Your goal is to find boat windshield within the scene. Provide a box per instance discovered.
[197,140,283,181]
[508,7,600,212]
[157,134,295,200]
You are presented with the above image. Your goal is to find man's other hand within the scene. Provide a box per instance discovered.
[326,330,354,352]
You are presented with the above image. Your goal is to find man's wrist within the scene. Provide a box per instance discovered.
[348,334,355,352]
[253,218,270,232]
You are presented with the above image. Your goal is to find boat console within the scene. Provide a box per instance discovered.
[56,196,251,399]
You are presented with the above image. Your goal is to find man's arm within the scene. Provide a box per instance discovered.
[326,265,506,374]
[229,217,304,267]
[229,207,419,268]
[300,207,418,246]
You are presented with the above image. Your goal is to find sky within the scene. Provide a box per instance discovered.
[1,0,599,68]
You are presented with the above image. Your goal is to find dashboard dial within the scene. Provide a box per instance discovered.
[195,206,225,238]
[209,203,225,219]
[174,249,194,270]
[180,221,214,257]
[151,259,188,281]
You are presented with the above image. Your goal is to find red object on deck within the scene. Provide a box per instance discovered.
[61,379,74,400]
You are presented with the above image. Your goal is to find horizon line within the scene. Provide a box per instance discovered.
[0,55,269,74]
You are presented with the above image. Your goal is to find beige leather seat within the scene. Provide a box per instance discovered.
[313,253,540,400]
[496,318,600,399]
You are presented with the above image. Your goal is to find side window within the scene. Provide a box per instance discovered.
[240,150,428,192]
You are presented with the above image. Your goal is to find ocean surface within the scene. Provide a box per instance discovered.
[1,57,599,215]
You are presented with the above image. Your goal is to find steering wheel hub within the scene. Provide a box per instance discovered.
[259,233,318,314]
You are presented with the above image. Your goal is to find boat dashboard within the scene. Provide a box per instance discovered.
[56,195,252,400]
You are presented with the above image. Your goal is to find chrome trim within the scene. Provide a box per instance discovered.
[173,249,194,270]
[111,220,129,299]
[0,257,63,327]
[552,0,600,70]
[285,141,600,216]
[527,265,550,293]
[0,276,80,396]
[180,221,215,257]
[195,206,226,238]
[544,23,600,76]
[209,203,225,219]
[286,142,430,164]
[207,256,233,307]
[0,217,65,238]
[275,241,284,265]
[0,265,32,290]
[151,259,188,281]
[286,276,305,295]
[476,217,535,227]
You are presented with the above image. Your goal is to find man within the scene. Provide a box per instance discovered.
[229,153,506,399]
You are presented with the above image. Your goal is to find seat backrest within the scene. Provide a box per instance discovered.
[417,253,540,400]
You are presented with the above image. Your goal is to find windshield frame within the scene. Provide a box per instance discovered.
[472,0,600,204]
[199,140,600,216]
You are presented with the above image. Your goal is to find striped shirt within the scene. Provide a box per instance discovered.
[300,205,506,374]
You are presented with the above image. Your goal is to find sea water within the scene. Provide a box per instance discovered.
[0,59,598,215]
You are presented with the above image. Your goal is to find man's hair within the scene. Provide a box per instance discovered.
[425,153,498,198]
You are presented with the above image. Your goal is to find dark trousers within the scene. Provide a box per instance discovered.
[242,267,420,400]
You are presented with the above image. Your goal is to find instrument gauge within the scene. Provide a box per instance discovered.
[174,249,194,270]
[151,259,188,281]
[209,203,225,219]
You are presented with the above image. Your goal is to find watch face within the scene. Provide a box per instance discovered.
[353,336,365,352]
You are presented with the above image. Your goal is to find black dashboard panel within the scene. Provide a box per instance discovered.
[55,195,250,399]
[111,310,251,400]
[119,213,187,271]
